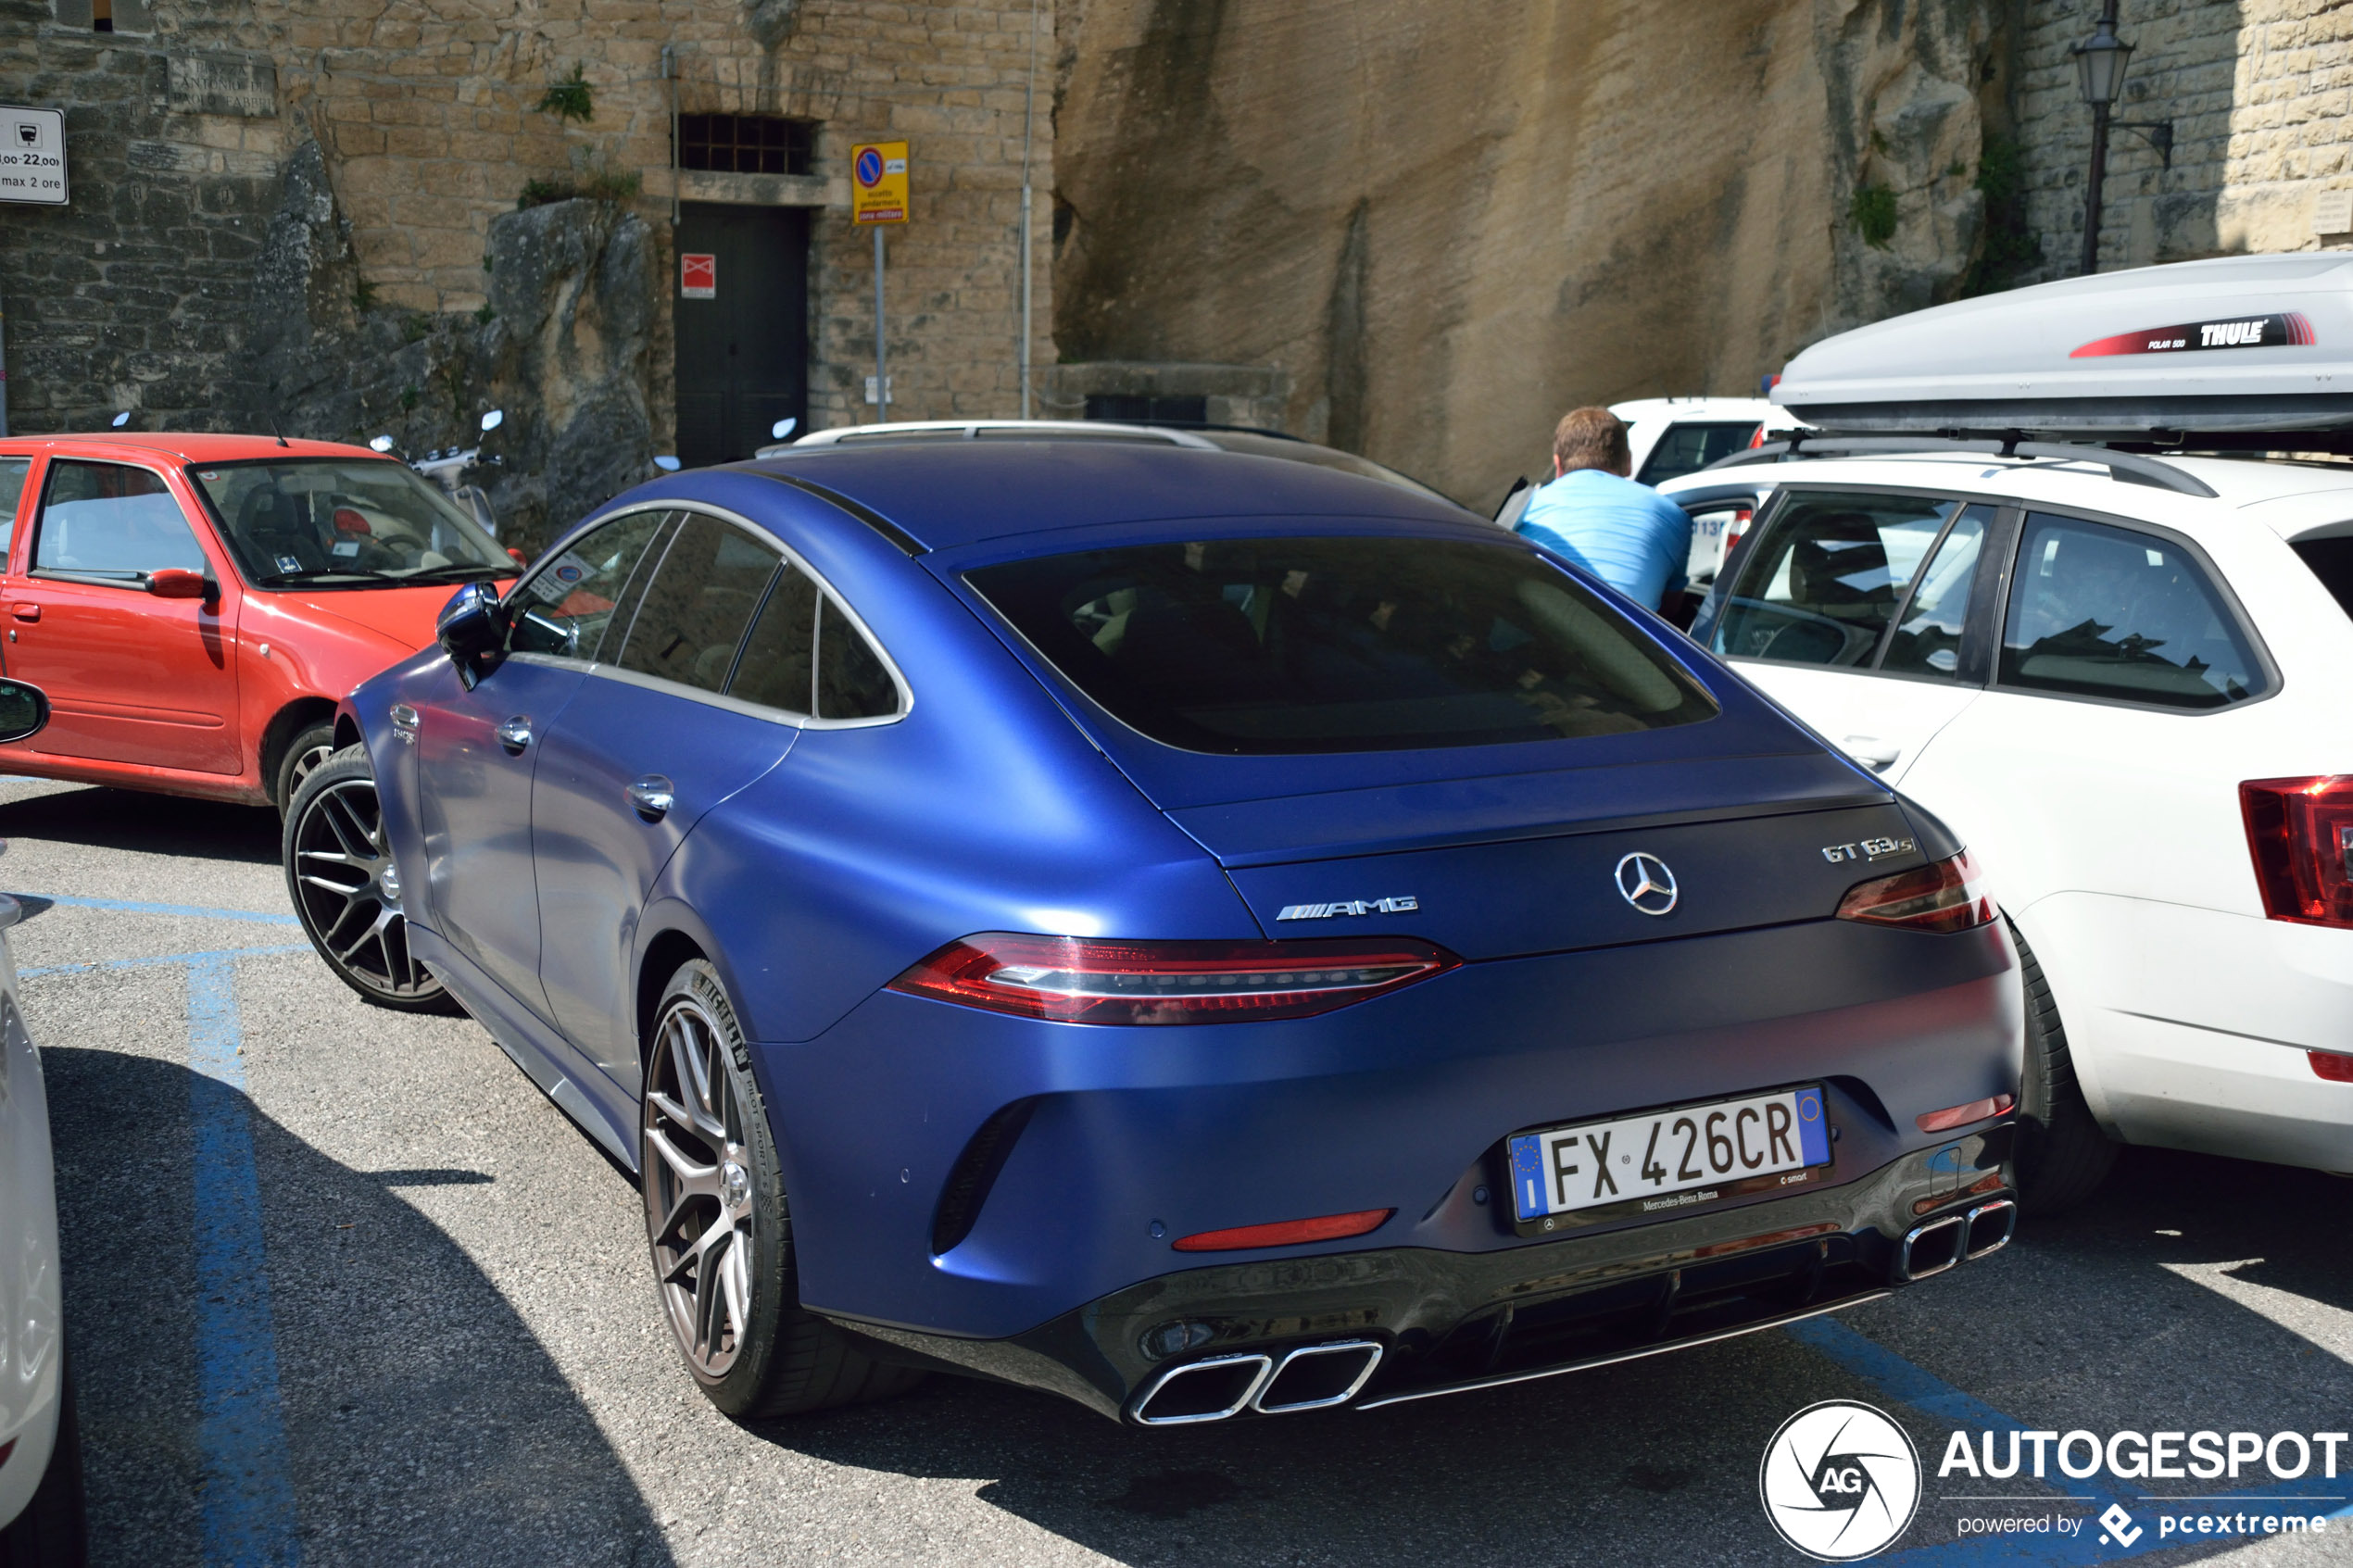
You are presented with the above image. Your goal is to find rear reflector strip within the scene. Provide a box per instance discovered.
[889,933,1458,1026]
[2312,1051,2353,1083]
[1916,1094,2014,1134]
[1172,1208,1394,1253]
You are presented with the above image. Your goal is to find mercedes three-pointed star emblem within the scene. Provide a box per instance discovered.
[1614,851,1679,916]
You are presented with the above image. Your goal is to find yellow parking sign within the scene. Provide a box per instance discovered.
[851,141,908,224]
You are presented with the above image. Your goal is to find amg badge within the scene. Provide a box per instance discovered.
[1277,896,1418,921]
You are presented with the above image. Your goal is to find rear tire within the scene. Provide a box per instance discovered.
[0,1356,87,1568]
[283,746,460,1014]
[2007,918,2118,1213]
[641,959,924,1418]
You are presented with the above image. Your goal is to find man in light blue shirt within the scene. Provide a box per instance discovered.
[1514,406,1693,612]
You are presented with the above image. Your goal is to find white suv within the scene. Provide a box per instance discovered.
[1676,445,2353,1203]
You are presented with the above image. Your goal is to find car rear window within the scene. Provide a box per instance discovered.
[966,535,1718,755]
[2292,534,2353,621]
[1635,422,1764,485]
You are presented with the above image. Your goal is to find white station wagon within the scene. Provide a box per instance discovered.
[1669,253,2353,1207]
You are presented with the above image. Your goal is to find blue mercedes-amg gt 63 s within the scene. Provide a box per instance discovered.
[283,438,2020,1425]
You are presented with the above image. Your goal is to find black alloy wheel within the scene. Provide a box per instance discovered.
[283,745,457,1013]
[641,959,923,1417]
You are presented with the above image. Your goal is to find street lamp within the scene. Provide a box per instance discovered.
[2073,0,2172,276]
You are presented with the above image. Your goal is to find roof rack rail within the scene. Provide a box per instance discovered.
[1704,433,2218,498]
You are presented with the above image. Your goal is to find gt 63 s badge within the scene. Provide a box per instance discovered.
[1759,1400,1922,1561]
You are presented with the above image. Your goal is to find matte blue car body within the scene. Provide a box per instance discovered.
[336,443,2019,1415]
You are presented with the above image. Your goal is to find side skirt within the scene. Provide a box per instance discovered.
[409,923,640,1171]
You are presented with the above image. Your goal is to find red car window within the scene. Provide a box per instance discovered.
[35,460,209,577]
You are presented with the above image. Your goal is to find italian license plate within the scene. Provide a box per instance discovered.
[1506,1085,1832,1230]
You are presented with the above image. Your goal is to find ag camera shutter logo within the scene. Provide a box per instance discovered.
[1759,1400,1922,1561]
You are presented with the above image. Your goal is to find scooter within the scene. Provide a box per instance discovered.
[371,408,503,538]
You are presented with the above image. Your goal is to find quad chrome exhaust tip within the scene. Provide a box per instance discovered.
[1131,1338,1386,1425]
[1896,1197,2016,1282]
[1252,1338,1384,1414]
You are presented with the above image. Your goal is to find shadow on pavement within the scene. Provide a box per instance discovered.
[44,1047,675,1568]
[734,1146,2347,1567]
[2030,1145,2353,1317]
[0,784,281,866]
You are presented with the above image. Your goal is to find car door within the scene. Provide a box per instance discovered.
[1702,489,1997,783]
[415,507,676,1019]
[3,455,242,773]
[1901,508,2274,919]
[530,508,811,1087]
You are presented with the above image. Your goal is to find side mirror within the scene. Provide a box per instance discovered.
[771,418,797,441]
[110,411,131,429]
[370,435,396,453]
[436,581,507,688]
[147,569,210,600]
[0,679,49,745]
[653,456,682,472]
[481,409,504,433]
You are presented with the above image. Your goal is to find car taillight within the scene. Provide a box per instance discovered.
[2241,777,2353,927]
[1835,851,1997,934]
[888,933,1459,1025]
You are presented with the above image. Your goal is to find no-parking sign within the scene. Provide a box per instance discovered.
[851,141,908,224]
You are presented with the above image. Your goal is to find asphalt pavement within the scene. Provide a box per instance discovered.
[5,773,2349,1568]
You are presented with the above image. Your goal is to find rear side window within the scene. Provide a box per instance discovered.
[0,458,28,558]
[2000,513,2266,710]
[35,460,208,577]
[727,560,903,721]
[1635,423,1763,485]
[1713,493,1963,667]
[966,535,1717,755]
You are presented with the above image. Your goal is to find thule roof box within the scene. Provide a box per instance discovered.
[1772,254,2353,450]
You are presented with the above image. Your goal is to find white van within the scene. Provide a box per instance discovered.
[1672,254,2353,1208]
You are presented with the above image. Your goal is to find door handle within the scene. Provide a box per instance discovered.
[496,716,532,754]
[625,774,675,822]
[1842,734,1902,771]
[11,603,39,622]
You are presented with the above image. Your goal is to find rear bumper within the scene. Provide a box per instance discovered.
[827,1130,2015,1423]
[757,919,2020,1339]
[2023,895,2353,1169]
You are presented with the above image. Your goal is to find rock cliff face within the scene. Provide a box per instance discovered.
[1052,0,2006,508]
[241,143,656,555]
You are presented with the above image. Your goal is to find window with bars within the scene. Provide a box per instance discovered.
[676,115,814,177]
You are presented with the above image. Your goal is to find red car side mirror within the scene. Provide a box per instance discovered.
[146,569,210,600]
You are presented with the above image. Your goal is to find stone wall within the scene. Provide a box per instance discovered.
[1050,0,2008,511]
[0,0,1056,469]
[2007,0,2353,275]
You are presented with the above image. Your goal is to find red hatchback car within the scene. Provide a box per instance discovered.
[0,433,517,809]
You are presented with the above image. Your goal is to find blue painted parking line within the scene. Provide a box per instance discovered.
[8,892,301,927]
[185,952,301,1567]
[1788,1317,2353,1562]
[21,935,307,1564]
